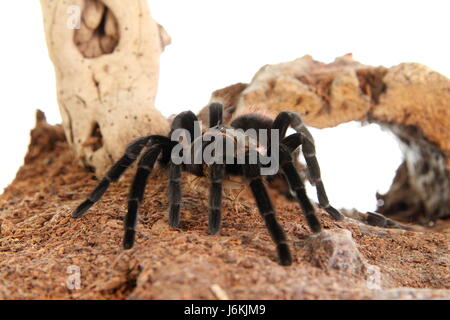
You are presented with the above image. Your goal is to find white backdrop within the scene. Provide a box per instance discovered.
[1,0,449,212]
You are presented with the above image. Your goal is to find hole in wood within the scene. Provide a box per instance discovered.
[83,121,103,152]
[296,122,402,213]
[74,0,119,58]
[297,121,448,224]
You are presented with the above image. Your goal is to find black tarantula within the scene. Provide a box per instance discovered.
[72,102,343,266]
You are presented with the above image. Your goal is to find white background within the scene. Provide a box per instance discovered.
[0,0,449,212]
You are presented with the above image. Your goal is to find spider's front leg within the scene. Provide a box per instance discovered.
[167,110,202,228]
[273,111,344,221]
[72,134,167,218]
[167,104,226,231]
[206,102,226,234]
[124,144,165,248]
[208,162,225,234]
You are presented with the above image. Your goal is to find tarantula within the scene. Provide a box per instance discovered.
[72,102,343,266]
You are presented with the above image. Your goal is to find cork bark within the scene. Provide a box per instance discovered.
[199,54,450,223]
[40,0,170,176]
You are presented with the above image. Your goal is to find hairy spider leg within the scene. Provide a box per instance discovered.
[272,111,344,221]
[280,132,303,153]
[72,134,168,218]
[207,102,226,234]
[123,144,164,249]
[209,102,224,127]
[278,141,321,233]
[168,162,182,227]
[168,110,201,227]
[243,150,293,266]
[208,162,225,234]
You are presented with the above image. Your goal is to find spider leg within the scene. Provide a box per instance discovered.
[209,102,224,127]
[281,132,303,153]
[208,162,225,234]
[273,111,344,221]
[243,151,292,266]
[303,142,344,221]
[167,110,204,227]
[206,102,226,234]
[170,110,200,138]
[123,145,164,249]
[279,144,322,233]
[168,162,182,227]
[271,111,291,139]
[172,109,206,175]
[72,135,168,218]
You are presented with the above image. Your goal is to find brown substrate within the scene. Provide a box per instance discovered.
[0,114,448,299]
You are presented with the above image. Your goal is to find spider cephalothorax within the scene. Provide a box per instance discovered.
[72,102,343,266]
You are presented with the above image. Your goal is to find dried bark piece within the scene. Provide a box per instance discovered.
[199,54,450,223]
[40,0,170,177]
[365,211,415,231]
[25,110,66,164]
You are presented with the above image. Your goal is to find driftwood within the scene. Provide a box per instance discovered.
[199,54,450,223]
[40,0,170,176]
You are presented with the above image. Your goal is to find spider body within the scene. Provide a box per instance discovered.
[72,102,343,266]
